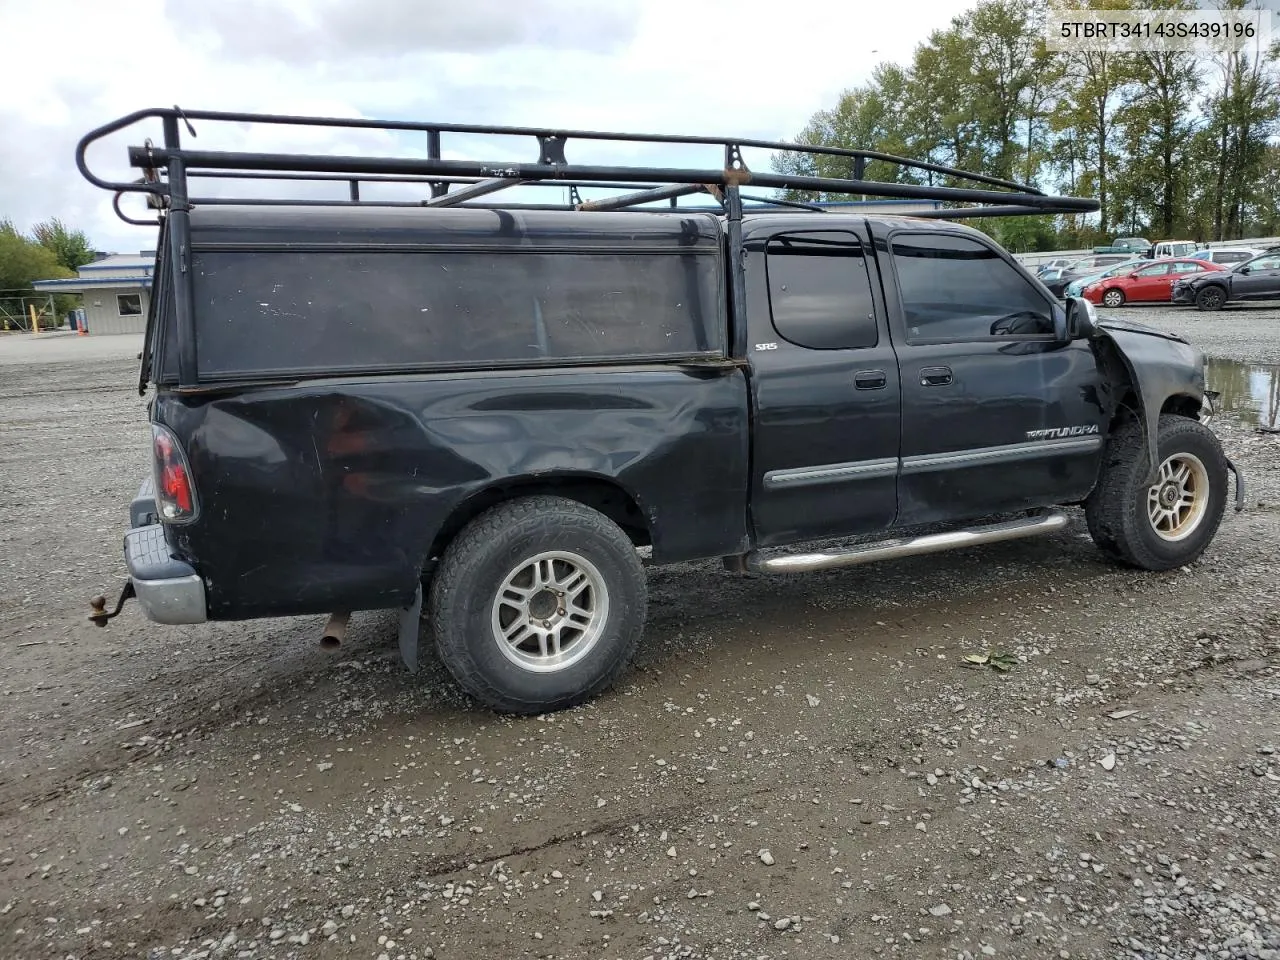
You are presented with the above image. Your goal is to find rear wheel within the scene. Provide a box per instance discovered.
[1102,288,1126,308]
[1085,416,1227,571]
[429,495,647,713]
[1195,286,1226,311]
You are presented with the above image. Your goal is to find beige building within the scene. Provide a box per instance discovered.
[33,252,154,335]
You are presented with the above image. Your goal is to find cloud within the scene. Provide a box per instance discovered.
[165,0,643,60]
[0,0,982,253]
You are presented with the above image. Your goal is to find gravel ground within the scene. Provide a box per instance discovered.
[0,310,1278,960]
[1111,302,1280,366]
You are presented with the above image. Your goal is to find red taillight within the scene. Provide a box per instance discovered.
[152,424,198,522]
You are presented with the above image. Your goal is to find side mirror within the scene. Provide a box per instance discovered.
[1238,266,1251,274]
[1065,296,1099,341]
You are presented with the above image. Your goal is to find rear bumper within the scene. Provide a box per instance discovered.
[125,478,207,624]
[125,524,207,624]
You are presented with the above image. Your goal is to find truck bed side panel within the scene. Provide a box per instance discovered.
[154,366,749,619]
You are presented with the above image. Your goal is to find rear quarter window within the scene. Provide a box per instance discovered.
[765,232,878,349]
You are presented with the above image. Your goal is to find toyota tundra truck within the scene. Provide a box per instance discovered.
[79,108,1240,713]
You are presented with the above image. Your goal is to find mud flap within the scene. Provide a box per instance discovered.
[397,583,423,673]
[1225,457,1247,512]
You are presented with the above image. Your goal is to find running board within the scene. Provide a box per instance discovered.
[735,511,1069,575]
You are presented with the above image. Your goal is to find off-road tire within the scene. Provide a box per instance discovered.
[429,495,646,713]
[1195,286,1226,311]
[1102,288,1126,308]
[1085,415,1227,571]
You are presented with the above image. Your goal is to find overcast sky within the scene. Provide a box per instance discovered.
[0,0,983,254]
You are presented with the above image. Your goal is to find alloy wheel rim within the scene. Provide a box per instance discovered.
[1146,453,1210,542]
[490,551,608,673]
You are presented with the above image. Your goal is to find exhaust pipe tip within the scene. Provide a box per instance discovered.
[320,611,350,650]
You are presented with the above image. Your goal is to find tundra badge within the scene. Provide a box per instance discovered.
[1026,425,1100,440]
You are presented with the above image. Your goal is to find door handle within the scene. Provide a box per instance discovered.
[920,365,953,386]
[854,369,887,390]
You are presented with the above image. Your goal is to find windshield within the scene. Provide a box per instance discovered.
[1101,259,1142,277]
[1078,259,1140,281]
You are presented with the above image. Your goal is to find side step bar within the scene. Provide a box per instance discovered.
[732,511,1069,575]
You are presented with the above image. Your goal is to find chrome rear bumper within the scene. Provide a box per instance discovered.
[125,478,207,624]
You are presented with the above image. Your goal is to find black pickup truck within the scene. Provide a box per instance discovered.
[81,109,1239,713]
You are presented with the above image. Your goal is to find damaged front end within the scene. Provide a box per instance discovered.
[1068,299,1246,512]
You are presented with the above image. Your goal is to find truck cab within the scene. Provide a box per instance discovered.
[742,214,1103,544]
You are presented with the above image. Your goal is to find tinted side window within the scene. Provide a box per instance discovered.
[190,250,722,379]
[765,232,877,349]
[890,233,1055,341]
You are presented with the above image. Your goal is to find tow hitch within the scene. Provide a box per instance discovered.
[89,581,135,627]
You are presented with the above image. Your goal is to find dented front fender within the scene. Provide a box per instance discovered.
[1090,318,1205,485]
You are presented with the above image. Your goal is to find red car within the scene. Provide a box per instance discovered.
[1083,258,1224,307]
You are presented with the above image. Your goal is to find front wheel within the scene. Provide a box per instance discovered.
[1102,288,1126,308]
[429,495,647,713]
[1195,286,1226,311]
[1085,416,1228,571]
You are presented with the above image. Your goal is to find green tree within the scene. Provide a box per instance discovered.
[1254,144,1280,236]
[778,0,1068,204]
[770,0,1279,245]
[905,24,986,177]
[1107,0,1201,238]
[1051,28,1136,234]
[0,220,72,290]
[0,220,74,328]
[772,64,922,200]
[31,217,94,271]
[960,0,1055,183]
[1201,5,1280,240]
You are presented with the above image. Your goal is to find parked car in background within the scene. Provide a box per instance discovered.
[1172,252,1280,310]
[1093,236,1152,256]
[1042,253,1136,296]
[1083,258,1223,307]
[1035,257,1075,277]
[1187,247,1262,266]
[1063,257,1146,298]
[1152,240,1196,259]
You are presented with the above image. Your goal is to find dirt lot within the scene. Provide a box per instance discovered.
[1,308,1278,960]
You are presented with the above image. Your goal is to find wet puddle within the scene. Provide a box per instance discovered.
[1206,357,1280,430]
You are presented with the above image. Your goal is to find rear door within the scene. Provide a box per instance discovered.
[1127,261,1173,301]
[744,223,901,547]
[875,227,1105,527]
